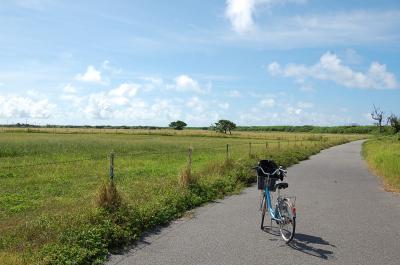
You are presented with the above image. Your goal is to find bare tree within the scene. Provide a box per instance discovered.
[371,104,384,133]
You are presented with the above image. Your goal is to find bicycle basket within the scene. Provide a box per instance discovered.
[257,160,278,190]
[258,160,278,176]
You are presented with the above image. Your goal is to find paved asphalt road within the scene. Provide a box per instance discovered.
[107,140,400,265]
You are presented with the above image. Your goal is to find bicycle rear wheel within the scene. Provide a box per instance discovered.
[278,200,295,243]
[260,196,266,230]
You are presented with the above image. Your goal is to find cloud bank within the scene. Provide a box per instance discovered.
[268,52,398,89]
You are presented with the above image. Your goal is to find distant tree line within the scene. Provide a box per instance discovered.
[4,110,398,135]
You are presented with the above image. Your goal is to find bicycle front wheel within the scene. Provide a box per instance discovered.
[279,201,296,243]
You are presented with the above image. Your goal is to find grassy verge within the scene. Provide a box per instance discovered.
[362,135,400,193]
[0,132,364,264]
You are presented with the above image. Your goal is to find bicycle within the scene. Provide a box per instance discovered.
[253,160,296,243]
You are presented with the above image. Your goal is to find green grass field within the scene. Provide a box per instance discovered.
[363,135,400,193]
[0,130,366,264]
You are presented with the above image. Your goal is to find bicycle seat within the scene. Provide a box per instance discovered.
[274,182,288,190]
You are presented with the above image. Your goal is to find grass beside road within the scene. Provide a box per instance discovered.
[0,131,365,264]
[363,135,400,193]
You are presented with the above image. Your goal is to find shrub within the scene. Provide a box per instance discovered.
[97,182,122,212]
[179,166,197,188]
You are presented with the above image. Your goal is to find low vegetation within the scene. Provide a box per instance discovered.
[363,135,400,193]
[0,124,387,135]
[236,125,391,134]
[0,130,365,264]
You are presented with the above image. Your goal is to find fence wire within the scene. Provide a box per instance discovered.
[0,139,330,171]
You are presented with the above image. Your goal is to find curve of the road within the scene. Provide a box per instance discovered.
[107,140,400,265]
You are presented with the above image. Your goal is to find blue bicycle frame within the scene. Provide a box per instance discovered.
[263,183,281,221]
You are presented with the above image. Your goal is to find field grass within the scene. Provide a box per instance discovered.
[0,130,366,264]
[0,126,366,139]
[362,135,400,193]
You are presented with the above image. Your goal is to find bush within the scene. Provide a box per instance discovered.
[97,182,122,212]
[179,166,197,188]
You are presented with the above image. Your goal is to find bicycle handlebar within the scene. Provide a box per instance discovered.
[252,165,287,178]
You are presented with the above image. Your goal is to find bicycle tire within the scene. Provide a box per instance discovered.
[278,200,296,243]
[260,196,266,230]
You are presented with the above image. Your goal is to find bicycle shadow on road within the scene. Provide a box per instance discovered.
[261,224,281,238]
[288,233,335,260]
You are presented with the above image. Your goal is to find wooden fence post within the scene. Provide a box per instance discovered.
[249,143,252,157]
[265,142,268,149]
[109,152,115,182]
[278,141,281,150]
[188,146,193,169]
[226,144,229,159]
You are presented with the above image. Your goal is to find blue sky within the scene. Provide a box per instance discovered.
[0,0,399,126]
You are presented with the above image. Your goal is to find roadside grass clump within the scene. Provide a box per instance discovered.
[179,166,197,188]
[97,181,122,212]
[363,135,400,192]
[0,132,366,264]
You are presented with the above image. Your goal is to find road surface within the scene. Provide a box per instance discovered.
[107,140,400,265]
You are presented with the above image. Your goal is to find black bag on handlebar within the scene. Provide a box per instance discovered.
[257,160,278,190]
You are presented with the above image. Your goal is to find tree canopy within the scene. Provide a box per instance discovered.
[213,119,236,134]
[169,120,187,130]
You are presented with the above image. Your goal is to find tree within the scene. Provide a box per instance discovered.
[371,104,384,133]
[387,114,400,134]
[169,120,187,130]
[214,119,236,135]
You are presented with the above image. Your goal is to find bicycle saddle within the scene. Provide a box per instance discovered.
[274,182,288,190]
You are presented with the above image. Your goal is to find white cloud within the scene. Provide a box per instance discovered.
[83,92,182,122]
[225,0,256,34]
[239,106,353,126]
[62,83,77,94]
[60,94,83,106]
[342,48,362,64]
[267,62,281,76]
[102,60,110,69]
[171,75,210,93]
[268,52,398,89]
[83,82,141,119]
[60,84,82,106]
[175,75,200,92]
[151,99,181,120]
[218,102,230,109]
[225,0,307,34]
[109,83,139,97]
[260,98,275,107]
[186,96,207,112]
[286,106,302,115]
[297,101,313,109]
[299,84,314,92]
[141,77,163,91]
[75,65,103,84]
[0,95,55,119]
[228,89,242,97]
[102,60,122,74]
[84,93,112,119]
[223,10,400,48]
[82,83,180,122]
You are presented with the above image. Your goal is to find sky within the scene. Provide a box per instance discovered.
[0,0,399,126]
